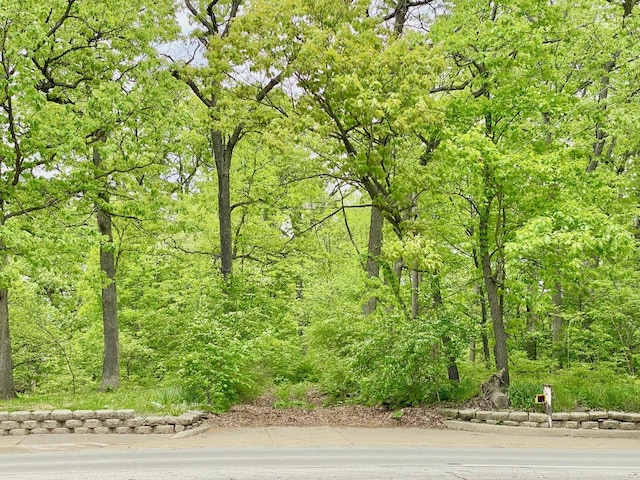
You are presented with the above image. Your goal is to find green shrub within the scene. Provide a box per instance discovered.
[507,360,640,412]
[549,365,640,411]
[255,335,314,385]
[508,380,543,410]
[178,315,258,411]
[440,377,481,403]
[351,311,453,408]
[273,382,317,409]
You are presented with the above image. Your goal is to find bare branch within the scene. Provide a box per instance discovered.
[184,0,217,37]
[382,0,438,21]
[256,71,283,102]
[222,0,242,38]
[163,236,218,257]
[206,0,220,33]
[46,0,77,38]
[430,78,471,94]
[340,188,365,269]
[285,205,370,242]
[172,69,214,108]
[227,123,245,153]
[4,197,60,222]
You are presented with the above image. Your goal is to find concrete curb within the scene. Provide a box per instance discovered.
[171,423,212,439]
[445,420,640,439]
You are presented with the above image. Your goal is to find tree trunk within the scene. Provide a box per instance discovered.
[98,208,120,391]
[216,159,233,279]
[479,199,509,386]
[525,302,538,361]
[432,271,460,381]
[296,277,305,332]
[444,338,460,382]
[94,147,120,392]
[472,247,491,366]
[0,285,16,399]
[411,264,421,320]
[586,58,616,172]
[0,203,15,398]
[585,2,636,173]
[551,278,565,366]
[551,279,563,344]
[481,368,509,408]
[212,130,234,279]
[393,0,409,36]
[622,0,638,18]
[478,284,491,366]
[363,204,383,315]
[482,253,509,386]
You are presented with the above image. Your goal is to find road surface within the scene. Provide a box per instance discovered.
[2,444,640,479]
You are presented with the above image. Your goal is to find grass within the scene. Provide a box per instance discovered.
[505,361,640,412]
[443,359,640,412]
[4,361,640,414]
[273,381,318,410]
[0,385,198,415]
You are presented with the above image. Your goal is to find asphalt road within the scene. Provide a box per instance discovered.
[2,445,640,480]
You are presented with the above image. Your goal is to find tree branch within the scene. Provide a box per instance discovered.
[256,71,283,102]
[172,69,214,108]
[184,0,217,38]
[430,78,471,94]
[4,197,60,222]
[46,0,77,38]
[222,0,242,38]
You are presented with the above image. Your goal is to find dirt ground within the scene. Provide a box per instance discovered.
[207,391,447,429]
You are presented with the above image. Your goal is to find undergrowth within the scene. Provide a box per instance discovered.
[3,360,640,414]
[0,384,198,415]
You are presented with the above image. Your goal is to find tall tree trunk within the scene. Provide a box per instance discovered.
[212,130,234,279]
[525,302,538,361]
[472,248,491,366]
[0,285,16,399]
[586,62,614,173]
[410,265,421,320]
[94,147,120,392]
[393,0,409,36]
[409,192,421,319]
[174,2,281,279]
[478,193,509,386]
[97,207,120,391]
[551,279,563,343]
[0,205,15,398]
[363,204,383,315]
[475,35,510,383]
[432,271,460,381]
[296,276,305,333]
[585,2,636,173]
[482,252,509,385]
[551,278,564,365]
[478,284,491,366]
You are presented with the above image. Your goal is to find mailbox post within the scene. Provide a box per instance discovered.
[542,384,553,427]
[534,384,553,427]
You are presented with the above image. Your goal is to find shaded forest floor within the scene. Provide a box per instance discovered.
[207,390,448,429]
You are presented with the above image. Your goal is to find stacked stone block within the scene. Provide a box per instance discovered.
[0,410,205,436]
[440,408,640,430]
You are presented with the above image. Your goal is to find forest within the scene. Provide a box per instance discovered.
[1,0,640,413]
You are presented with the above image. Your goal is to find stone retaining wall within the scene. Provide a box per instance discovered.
[0,409,206,436]
[440,408,640,430]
